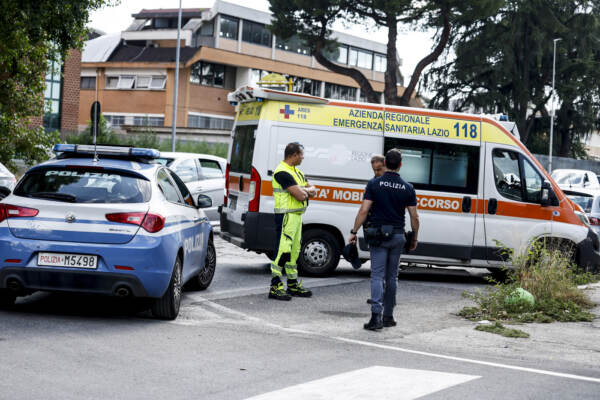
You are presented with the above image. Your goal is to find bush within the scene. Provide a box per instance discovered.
[460,241,596,329]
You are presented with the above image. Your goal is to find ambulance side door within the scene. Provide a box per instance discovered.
[384,136,481,263]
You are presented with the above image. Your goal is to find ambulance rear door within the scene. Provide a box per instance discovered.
[383,109,482,264]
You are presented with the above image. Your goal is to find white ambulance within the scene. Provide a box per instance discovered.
[219,86,600,276]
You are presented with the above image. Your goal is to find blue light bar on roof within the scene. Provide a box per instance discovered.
[52,144,160,158]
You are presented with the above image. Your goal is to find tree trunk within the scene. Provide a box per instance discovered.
[383,14,399,105]
[399,6,450,106]
[314,41,378,103]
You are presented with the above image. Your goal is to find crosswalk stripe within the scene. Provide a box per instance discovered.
[245,366,480,400]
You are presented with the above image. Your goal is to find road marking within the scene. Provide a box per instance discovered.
[245,366,480,400]
[333,337,600,384]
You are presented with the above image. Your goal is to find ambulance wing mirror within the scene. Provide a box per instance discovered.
[541,181,559,207]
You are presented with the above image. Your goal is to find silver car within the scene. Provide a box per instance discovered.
[564,188,600,235]
[156,152,226,225]
[0,162,17,198]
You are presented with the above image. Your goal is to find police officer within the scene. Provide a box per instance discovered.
[349,149,420,330]
[269,142,316,300]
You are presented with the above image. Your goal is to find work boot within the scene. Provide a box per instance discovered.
[268,281,291,301]
[363,312,383,331]
[286,280,312,298]
[383,315,397,327]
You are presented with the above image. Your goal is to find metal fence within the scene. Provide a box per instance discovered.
[534,154,600,174]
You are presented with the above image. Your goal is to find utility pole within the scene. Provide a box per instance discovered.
[171,0,183,152]
[548,38,561,173]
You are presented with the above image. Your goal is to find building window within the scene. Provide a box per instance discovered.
[190,61,226,87]
[117,75,135,89]
[359,90,382,103]
[242,20,271,47]
[292,77,321,96]
[219,15,238,39]
[324,83,356,101]
[80,76,96,90]
[188,114,234,130]
[349,48,373,69]
[105,75,166,90]
[324,45,348,64]
[44,58,62,132]
[104,115,125,127]
[133,116,164,127]
[275,35,310,56]
[199,19,214,36]
[374,54,386,72]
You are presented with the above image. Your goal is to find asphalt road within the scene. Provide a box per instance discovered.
[0,236,599,399]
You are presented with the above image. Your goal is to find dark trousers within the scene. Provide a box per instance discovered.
[369,233,406,316]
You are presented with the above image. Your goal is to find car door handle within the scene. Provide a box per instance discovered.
[193,216,206,223]
[462,196,472,213]
[488,198,498,215]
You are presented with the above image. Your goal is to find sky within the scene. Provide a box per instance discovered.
[88,0,433,81]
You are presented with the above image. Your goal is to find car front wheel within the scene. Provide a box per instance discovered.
[151,256,182,320]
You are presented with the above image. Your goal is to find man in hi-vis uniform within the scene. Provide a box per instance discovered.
[269,142,316,300]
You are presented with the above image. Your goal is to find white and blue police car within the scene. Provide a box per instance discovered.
[0,144,216,320]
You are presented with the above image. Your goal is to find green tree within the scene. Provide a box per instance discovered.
[0,0,113,169]
[269,0,492,106]
[426,0,600,158]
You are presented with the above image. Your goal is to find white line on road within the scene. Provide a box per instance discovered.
[245,366,480,400]
[333,337,600,384]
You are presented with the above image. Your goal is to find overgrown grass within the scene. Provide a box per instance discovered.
[460,241,598,336]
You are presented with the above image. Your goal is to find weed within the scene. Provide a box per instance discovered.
[475,322,529,338]
[460,241,596,335]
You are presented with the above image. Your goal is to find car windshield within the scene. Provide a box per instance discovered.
[565,192,594,213]
[155,158,175,167]
[14,167,151,203]
[552,171,583,185]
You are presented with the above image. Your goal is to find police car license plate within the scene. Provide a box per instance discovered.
[37,252,98,269]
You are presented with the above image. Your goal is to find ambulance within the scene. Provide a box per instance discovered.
[219,86,600,276]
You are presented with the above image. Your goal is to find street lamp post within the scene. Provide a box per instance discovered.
[170,0,183,152]
[548,38,561,174]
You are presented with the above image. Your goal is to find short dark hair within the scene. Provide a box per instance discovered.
[385,148,402,170]
[370,154,384,164]
[284,142,304,159]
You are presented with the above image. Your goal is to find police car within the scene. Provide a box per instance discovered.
[0,144,216,320]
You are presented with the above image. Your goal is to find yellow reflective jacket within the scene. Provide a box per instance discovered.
[272,161,308,214]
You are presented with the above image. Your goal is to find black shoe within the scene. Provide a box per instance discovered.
[268,282,291,301]
[363,313,383,331]
[383,316,397,327]
[287,280,312,297]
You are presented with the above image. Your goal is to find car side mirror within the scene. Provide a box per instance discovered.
[0,186,11,200]
[196,194,212,209]
[541,181,558,207]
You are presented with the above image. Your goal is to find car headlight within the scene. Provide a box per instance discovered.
[575,211,590,227]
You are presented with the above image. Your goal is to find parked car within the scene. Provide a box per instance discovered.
[0,144,217,320]
[551,169,600,190]
[563,188,600,235]
[0,162,17,197]
[156,152,226,225]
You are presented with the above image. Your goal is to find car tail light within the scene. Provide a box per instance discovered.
[224,163,230,207]
[590,217,600,225]
[0,204,39,223]
[248,166,261,212]
[106,212,165,233]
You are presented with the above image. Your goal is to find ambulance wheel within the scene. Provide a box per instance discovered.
[152,256,182,320]
[487,267,508,282]
[188,239,216,291]
[298,229,341,276]
[0,290,16,308]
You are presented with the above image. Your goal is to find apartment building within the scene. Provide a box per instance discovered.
[79,0,411,136]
